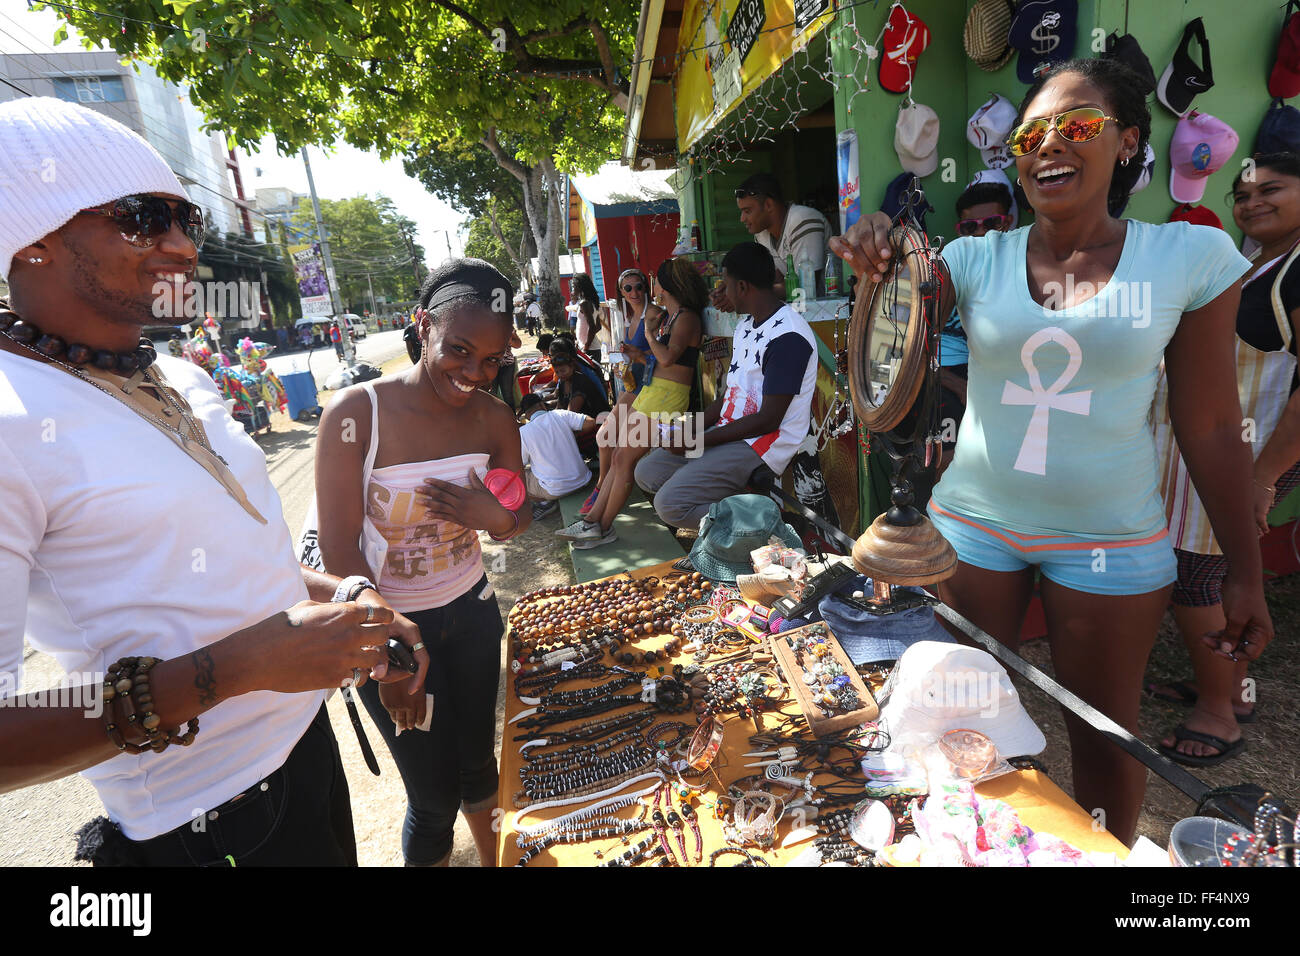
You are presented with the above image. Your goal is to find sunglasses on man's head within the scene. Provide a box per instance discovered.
[622,283,646,293]
[956,214,1011,236]
[76,194,206,249]
[1004,107,1120,157]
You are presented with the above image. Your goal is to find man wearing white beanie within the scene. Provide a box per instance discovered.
[0,98,427,866]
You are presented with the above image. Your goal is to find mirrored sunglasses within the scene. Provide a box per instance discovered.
[77,194,206,249]
[1005,107,1119,157]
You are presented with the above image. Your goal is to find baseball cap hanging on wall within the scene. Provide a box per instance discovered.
[1008,0,1078,85]
[1100,32,1157,95]
[1269,1,1300,98]
[1157,18,1214,118]
[966,94,1018,170]
[1169,111,1239,205]
[1169,204,1225,230]
[878,3,931,94]
[1109,142,1156,217]
[882,173,932,232]
[895,100,939,177]
[1257,98,1300,154]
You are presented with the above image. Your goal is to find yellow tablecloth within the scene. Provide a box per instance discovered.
[496,561,1128,866]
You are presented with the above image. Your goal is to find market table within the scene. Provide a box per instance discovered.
[495,560,1129,867]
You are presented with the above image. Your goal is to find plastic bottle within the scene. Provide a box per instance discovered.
[797,260,816,299]
[690,220,702,252]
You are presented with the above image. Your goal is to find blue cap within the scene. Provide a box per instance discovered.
[1008,0,1078,85]
[1256,98,1300,155]
[882,173,932,232]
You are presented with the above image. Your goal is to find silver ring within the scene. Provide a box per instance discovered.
[411,642,425,653]
[363,604,376,623]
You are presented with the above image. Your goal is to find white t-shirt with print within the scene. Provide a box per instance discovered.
[520,409,591,497]
[0,352,323,840]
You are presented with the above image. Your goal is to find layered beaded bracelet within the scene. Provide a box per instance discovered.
[102,656,200,755]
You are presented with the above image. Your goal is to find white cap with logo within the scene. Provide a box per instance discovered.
[966,94,1019,170]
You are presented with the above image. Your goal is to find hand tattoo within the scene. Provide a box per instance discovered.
[191,649,217,706]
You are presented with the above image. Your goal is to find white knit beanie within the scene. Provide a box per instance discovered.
[0,96,188,281]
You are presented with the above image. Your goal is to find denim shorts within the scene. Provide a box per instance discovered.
[928,501,1177,596]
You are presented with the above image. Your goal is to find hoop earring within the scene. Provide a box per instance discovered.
[1121,156,1131,167]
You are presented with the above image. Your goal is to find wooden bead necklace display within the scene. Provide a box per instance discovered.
[509,576,688,658]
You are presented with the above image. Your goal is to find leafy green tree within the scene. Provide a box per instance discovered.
[462,197,527,289]
[44,1,637,324]
[403,144,535,289]
[288,195,425,313]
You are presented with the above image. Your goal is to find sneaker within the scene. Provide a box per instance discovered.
[578,485,600,516]
[571,526,618,549]
[532,499,559,521]
[555,518,601,541]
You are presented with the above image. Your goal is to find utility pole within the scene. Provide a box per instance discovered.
[366,272,377,321]
[399,225,422,289]
[301,146,352,363]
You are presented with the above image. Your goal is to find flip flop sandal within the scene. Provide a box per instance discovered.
[1145,680,1257,723]
[1145,679,1198,706]
[1157,724,1246,767]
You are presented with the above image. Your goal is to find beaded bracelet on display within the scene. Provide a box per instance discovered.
[708,846,769,866]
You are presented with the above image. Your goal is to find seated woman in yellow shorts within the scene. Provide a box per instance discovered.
[557,257,705,548]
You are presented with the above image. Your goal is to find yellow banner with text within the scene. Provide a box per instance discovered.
[675,0,836,151]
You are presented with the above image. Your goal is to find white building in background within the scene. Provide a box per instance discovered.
[0,50,245,236]
[252,186,307,245]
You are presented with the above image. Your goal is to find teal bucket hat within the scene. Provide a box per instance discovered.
[688,494,804,583]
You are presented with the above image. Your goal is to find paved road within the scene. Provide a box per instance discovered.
[266,329,409,389]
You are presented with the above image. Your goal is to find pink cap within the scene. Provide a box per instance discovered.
[1168,110,1238,205]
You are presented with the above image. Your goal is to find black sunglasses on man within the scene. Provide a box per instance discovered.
[76,194,206,249]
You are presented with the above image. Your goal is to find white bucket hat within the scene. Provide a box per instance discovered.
[879,641,1046,758]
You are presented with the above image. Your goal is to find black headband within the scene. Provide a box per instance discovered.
[424,260,514,314]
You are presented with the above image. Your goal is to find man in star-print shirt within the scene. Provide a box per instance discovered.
[635,242,818,529]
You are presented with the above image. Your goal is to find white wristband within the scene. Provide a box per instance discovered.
[332,575,376,603]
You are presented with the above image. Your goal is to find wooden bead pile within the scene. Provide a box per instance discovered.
[507,573,715,659]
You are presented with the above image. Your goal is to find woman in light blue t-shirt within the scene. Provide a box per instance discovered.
[833,57,1272,846]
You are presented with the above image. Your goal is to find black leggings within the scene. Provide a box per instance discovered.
[358,575,504,864]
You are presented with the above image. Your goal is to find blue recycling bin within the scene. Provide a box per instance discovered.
[281,370,322,421]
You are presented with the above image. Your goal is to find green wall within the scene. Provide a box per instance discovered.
[832,0,1287,245]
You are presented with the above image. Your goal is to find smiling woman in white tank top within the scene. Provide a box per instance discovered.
[315,258,529,867]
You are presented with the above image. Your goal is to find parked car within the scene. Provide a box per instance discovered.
[337,313,368,340]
